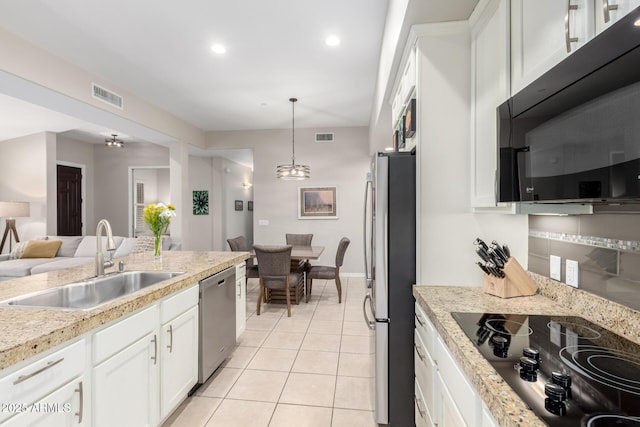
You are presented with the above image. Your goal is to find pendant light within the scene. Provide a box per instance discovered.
[105,134,124,148]
[276,98,310,180]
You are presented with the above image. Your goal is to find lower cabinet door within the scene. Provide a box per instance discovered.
[2,377,86,427]
[161,305,199,419]
[437,372,467,427]
[93,332,159,427]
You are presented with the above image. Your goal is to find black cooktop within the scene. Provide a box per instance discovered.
[452,312,640,427]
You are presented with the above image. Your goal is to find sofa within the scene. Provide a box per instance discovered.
[0,235,177,281]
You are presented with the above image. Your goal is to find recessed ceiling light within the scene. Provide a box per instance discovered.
[211,43,226,54]
[325,35,340,47]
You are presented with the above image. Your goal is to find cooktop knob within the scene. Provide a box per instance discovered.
[491,335,510,358]
[544,383,568,416]
[523,347,540,361]
[519,356,538,382]
[551,371,572,398]
[545,383,568,401]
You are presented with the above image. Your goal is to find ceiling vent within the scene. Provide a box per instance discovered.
[315,132,334,143]
[92,83,123,110]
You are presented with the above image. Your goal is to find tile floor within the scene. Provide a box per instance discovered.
[163,276,377,427]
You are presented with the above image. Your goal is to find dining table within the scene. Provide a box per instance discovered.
[250,245,325,305]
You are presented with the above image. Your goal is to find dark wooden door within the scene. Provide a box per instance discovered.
[57,165,82,236]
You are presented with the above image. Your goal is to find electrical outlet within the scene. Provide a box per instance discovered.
[258,219,269,226]
[566,259,579,288]
[550,255,561,281]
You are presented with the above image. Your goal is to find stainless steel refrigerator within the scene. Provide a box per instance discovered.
[363,151,416,426]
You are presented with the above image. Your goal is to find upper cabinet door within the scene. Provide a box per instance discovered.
[511,0,595,94]
[595,0,640,32]
[470,0,511,208]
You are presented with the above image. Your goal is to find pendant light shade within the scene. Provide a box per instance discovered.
[277,98,310,180]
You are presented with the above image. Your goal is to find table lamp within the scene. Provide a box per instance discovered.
[0,201,31,254]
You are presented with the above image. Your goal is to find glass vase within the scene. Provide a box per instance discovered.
[154,234,162,261]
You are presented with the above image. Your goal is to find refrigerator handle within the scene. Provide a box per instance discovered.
[363,294,376,330]
[363,177,373,289]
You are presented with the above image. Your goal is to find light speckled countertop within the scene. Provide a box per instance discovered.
[0,251,248,371]
[413,273,640,427]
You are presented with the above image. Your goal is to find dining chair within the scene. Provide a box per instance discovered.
[227,236,259,284]
[285,233,313,275]
[253,245,300,317]
[305,237,350,303]
[285,233,313,246]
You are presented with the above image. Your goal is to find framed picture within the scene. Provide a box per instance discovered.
[404,98,416,139]
[192,190,209,215]
[235,200,243,211]
[298,186,338,219]
[248,201,253,211]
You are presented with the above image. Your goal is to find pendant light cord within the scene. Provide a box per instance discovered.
[290,97,297,165]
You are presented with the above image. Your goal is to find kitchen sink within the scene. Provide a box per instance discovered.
[0,270,185,310]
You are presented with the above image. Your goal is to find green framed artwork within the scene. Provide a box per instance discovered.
[193,190,209,215]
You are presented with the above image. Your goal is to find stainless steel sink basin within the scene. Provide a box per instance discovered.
[0,271,185,310]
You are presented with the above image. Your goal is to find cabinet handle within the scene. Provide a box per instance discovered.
[12,357,64,385]
[415,394,427,419]
[167,325,173,353]
[602,0,619,23]
[363,294,375,330]
[75,381,84,424]
[415,312,425,327]
[414,343,426,361]
[565,0,579,53]
[151,334,158,365]
[237,282,241,297]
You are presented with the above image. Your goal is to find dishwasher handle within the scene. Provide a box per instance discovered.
[200,267,235,292]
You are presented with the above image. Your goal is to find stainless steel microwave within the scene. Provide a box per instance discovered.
[498,6,640,204]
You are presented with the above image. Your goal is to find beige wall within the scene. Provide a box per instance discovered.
[0,132,53,251]
[0,28,205,149]
[414,25,528,286]
[207,127,369,274]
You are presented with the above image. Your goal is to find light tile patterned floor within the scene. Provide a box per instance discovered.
[163,276,377,427]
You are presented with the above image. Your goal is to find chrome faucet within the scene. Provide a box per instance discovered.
[96,219,116,277]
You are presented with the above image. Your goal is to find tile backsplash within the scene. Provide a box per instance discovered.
[529,214,640,311]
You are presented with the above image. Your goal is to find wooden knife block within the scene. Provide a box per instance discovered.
[482,257,538,298]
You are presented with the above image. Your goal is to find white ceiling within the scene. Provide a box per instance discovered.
[0,0,478,159]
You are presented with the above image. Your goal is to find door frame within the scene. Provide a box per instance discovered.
[128,166,170,238]
[56,161,86,236]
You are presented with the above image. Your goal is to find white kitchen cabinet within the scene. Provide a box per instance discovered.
[235,262,246,339]
[595,0,640,32]
[511,0,595,94]
[0,339,86,426]
[93,331,160,427]
[2,378,86,427]
[482,404,500,427]
[470,0,511,209]
[415,302,495,427]
[160,305,198,419]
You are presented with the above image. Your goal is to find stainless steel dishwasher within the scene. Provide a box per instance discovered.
[198,266,236,383]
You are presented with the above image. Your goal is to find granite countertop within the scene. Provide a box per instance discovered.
[413,274,640,427]
[0,250,249,371]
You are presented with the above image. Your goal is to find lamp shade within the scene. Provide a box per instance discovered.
[0,202,30,218]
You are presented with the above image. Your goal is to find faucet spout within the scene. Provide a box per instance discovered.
[96,219,116,277]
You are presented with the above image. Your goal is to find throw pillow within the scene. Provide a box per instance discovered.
[133,236,155,254]
[47,236,84,257]
[20,240,63,259]
[10,241,28,259]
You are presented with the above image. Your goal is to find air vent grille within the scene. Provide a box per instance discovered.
[92,83,123,109]
[315,132,334,143]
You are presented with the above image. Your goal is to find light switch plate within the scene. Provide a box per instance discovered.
[566,259,579,288]
[550,255,561,281]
